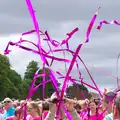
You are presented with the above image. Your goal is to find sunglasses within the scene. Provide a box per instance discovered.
[4,101,11,104]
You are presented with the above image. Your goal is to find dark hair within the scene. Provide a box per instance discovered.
[104,92,116,104]
[42,101,49,111]
[88,99,98,119]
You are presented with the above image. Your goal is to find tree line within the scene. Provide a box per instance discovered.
[0,54,91,101]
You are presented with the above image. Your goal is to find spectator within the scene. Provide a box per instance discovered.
[87,99,104,120]
[113,93,120,120]
[101,92,116,120]
[79,99,89,120]
[27,101,41,120]
[44,92,81,120]
[2,98,15,120]
[6,106,24,120]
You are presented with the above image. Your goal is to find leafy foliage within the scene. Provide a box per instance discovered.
[0,54,90,101]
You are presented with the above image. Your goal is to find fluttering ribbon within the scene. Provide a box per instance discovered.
[4,0,120,119]
[4,2,102,119]
[97,20,120,30]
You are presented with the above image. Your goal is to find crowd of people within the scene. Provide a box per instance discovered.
[0,90,120,120]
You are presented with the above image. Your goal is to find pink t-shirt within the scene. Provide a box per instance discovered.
[80,110,88,120]
[28,116,41,120]
[26,115,32,120]
[6,116,13,120]
[43,111,48,119]
[33,117,41,120]
[87,114,104,120]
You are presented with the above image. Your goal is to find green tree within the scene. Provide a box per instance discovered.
[24,61,39,81]
[35,68,55,99]
[24,61,60,99]
[24,61,39,99]
[8,69,22,89]
[7,69,23,99]
[6,79,20,99]
[0,54,11,100]
[0,54,23,100]
[20,80,29,99]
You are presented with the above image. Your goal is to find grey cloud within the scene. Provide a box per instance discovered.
[0,0,120,34]
[1,0,120,92]
[1,0,120,20]
[69,66,118,91]
[80,32,120,61]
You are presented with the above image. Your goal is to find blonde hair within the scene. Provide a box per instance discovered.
[20,100,25,106]
[27,102,41,116]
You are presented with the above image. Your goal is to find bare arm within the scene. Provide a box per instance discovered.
[65,99,81,120]
[69,108,81,120]
[44,111,55,120]
[44,103,56,120]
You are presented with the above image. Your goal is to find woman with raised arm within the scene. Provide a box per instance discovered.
[44,92,81,120]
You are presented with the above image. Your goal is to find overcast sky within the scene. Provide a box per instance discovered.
[0,0,120,93]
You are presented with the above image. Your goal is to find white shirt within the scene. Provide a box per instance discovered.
[104,113,113,120]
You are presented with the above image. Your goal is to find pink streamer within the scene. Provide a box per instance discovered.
[3,1,105,119]
[26,0,48,66]
[86,7,100,42]
[97,20,120,30]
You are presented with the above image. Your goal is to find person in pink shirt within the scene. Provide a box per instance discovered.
[79,99,89,120]
[27,102,41,120]
[6,106,24,120]
[41,101,49,119]
[113,93,120,120]
[42,111,48,119]
[87,99,104,120]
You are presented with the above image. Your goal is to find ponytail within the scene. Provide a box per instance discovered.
[87,108,90,119]
[96,107,98,120]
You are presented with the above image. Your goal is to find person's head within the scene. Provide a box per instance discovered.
[14,100,20,107]
[88,99,98,114]
[42,101,49,111]
[48,92,71,119]
[113,93,120,119]
[101,91,116,113]
[20,100,25,106]
[12,98,15,102]
[87,98,99,119]
[13,103,17,108]
[49,91,66,104]
[14,107,24,120]
[3,98,13,110]
[27,102,41,117]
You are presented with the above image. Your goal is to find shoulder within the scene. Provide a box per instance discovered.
[3,111,7,117]
[6,116,13,120]
[9,108,15,113]
[11,108,15,110]
[104,113,113,120]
